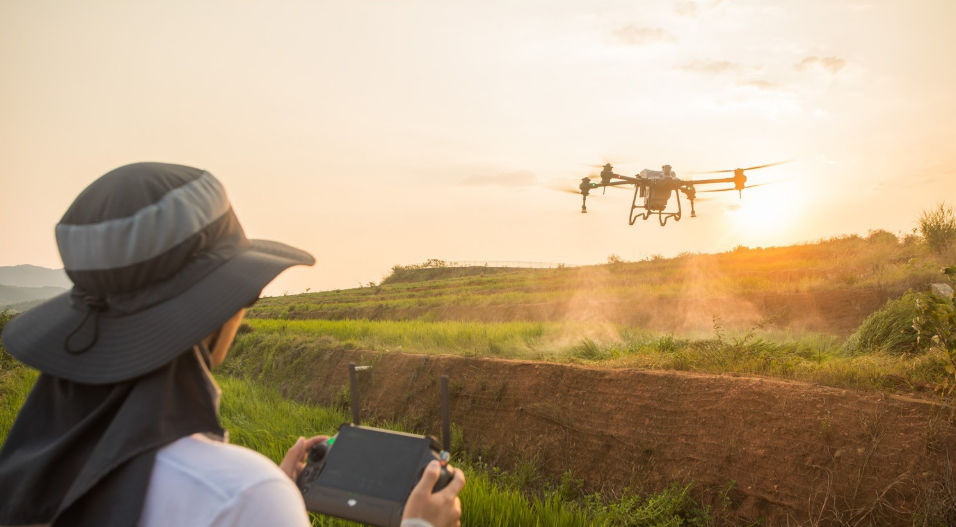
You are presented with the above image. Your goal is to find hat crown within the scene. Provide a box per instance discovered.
[56,163,248,296]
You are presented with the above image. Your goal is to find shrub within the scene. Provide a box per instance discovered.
[918,202,956,256]
[0,310,16,371]
[844,292,925,354]
[914,266,956,395]
[866,229,898,244]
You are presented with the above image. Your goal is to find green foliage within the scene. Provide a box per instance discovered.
[569,338,610,361]
[914,266,956,396]
[0,310,40,446]
[918,203,956,256]
[844,292,924,354]
[0,310,14,371]
[230,317,952,395]
[592,482,713,527]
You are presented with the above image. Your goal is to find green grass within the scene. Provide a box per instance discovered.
[228,317,950,395]
[843,291,924,355]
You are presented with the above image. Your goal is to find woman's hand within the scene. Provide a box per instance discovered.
[402,461,466,527]
[279,435,329,482]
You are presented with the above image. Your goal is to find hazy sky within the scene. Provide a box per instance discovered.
[2,1,954,295]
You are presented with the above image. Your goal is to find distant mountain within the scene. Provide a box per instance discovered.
[0,265,71,289]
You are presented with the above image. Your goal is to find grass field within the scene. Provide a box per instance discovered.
[248,232,945,323]
[231,231,956,396]
[229,316,950,395]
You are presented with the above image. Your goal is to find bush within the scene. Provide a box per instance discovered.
[844,292,925,354]
[914,266,956,395]
[918,202,956,256]
[866,229,898,244]
[0,310,16,371]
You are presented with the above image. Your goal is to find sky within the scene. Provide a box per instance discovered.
[1,0,954,295]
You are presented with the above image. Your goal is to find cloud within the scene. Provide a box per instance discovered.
[675,0,725,17]
[794,56,847,74]
[675,2,699,17]
[613,25,678,46]
[680,60,739,75]
[737,79,784,91]
[459,170,539,187]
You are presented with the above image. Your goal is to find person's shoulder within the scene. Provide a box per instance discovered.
[141,434,308,527]
[155,433,290,495]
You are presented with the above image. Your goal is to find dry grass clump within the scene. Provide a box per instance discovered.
[918,202,956,257]
[843,292,924,355]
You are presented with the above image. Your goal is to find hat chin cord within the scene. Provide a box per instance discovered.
[64,296,110,354]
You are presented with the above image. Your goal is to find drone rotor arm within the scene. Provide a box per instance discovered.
[682,177,737,186]
[608,174,642,184]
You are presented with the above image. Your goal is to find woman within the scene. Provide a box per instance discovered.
[0,162,464,527]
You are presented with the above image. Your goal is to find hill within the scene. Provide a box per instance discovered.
[249,232,942,336]
[0,265,70,289]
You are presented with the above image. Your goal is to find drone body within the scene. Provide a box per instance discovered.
[578,161,789,226]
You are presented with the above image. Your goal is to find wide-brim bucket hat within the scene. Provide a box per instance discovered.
[2,162,314,384]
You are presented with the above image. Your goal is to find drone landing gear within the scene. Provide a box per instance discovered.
[581,196,588,213]
[629,188,682,226]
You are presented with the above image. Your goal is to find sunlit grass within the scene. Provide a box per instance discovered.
[249,233,944,325]
[229,318,949,395]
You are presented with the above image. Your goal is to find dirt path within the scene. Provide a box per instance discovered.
[284,350,954,526]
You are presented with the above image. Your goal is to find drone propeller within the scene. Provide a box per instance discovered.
[698,182,778,193]
[688,159,793,175]
[554,187,585,195]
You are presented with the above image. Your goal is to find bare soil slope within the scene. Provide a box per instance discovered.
[284,349,955,526]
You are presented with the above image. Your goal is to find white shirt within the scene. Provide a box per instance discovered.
[138,433,435,527]
[138,434,310,527]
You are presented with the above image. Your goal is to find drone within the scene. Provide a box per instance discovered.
[572,160,790,226]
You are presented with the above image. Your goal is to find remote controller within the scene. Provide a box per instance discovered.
[296,364,455,527]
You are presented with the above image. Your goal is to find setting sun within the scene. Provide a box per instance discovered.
[722,180,804,236]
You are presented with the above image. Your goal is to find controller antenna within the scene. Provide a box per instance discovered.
[440,375,451,455]
[349,362,361,426]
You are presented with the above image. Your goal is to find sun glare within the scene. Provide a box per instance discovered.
[722,182,802,236]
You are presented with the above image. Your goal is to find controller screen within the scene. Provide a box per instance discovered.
[314,427,425,502]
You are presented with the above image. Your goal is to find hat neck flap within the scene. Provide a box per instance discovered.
[0,348,224,526]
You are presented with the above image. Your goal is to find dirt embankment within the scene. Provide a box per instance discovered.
[288,350,955,526]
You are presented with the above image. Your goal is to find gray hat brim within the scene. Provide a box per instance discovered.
[2,240,314,384]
